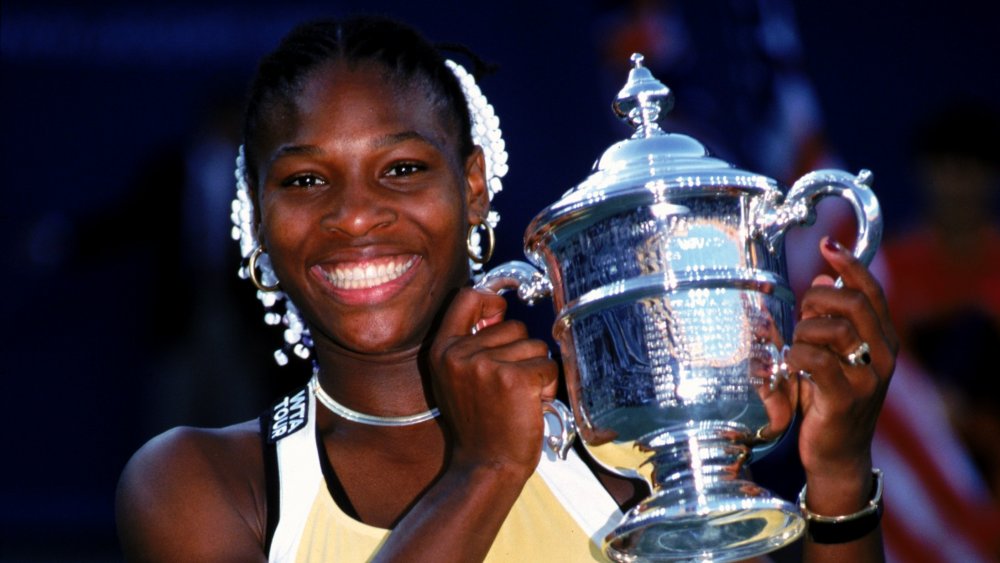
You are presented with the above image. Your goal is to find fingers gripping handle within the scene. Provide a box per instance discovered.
[755,169,882,284]
[473,261,576,460]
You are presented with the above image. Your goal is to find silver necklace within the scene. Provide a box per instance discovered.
[309,373,440,427]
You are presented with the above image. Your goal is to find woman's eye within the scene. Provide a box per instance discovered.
[385,162,426,177]
[281,174,326,188]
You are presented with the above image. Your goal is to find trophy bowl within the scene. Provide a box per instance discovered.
[477,54,882,562]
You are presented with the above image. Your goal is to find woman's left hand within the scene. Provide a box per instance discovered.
[787,237,898,513]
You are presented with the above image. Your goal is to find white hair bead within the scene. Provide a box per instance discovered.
[274,349,289,366]
[262,292,279,308]
[293,343,311,359]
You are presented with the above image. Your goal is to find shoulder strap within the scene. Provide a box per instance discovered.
[260,415,280,553]
[261,385,322,563]
[534,428,623,548]
[264,385,310,443]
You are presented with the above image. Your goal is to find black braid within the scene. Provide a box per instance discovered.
[435,42,500,80]
[241,16,476,187]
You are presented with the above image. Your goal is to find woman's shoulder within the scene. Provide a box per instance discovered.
[127,420,264,483]
[116,420,269,562]
[131,419,262,464]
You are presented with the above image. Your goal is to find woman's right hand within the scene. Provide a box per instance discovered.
[428,286,560,481]
[372,287,559,562]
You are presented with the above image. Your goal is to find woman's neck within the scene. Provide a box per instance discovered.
[311,343,449,471]
[312,342,436,424]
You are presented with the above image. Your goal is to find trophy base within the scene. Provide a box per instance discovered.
[604,478,805,562]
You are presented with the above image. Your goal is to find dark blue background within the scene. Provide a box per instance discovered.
[2,1,998,560]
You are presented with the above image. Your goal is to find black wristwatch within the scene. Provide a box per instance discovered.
[798,468,884,544]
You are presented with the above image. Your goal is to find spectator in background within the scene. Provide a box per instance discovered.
[881,101,1000,498]
[883,101,1000,349]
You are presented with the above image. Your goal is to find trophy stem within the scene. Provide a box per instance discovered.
[603,423,804,562]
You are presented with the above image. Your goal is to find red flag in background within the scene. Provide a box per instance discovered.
[873,354,1000,562]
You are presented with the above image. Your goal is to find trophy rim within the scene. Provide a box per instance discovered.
[604,491,805,562]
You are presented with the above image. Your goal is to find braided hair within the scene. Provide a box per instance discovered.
[241,16,475,188]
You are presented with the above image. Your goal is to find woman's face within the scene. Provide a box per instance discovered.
[253,61,487,357]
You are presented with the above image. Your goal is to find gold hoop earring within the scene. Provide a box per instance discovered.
[467,222,495,265]
[248,246,280,292]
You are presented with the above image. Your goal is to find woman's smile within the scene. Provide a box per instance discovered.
[311,254,422,304]
[319,255,419,290]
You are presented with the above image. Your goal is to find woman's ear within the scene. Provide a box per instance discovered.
[464,147,490,222]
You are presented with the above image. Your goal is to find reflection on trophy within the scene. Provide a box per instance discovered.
[477,53,882,561]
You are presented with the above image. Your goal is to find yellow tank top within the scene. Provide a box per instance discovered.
[262,386,621,562]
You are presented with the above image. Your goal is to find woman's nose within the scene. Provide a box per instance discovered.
[319,182,397,237]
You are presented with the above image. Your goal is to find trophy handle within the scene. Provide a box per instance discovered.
[756,169,882,285]
[474,260,554,305]
[473,261,576,460]
[542,399,576,460]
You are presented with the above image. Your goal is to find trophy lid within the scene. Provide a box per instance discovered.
[600,53,732,175]
[525,53,778,255]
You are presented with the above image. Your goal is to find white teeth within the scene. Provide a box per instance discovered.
[324,257,416,289]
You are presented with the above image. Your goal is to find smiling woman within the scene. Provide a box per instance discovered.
[115,15,896,563]
[256,60,482,352]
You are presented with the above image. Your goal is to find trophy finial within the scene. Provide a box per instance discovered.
[613,52,674,138]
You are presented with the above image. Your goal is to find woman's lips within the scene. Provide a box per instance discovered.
[317,255,418,290]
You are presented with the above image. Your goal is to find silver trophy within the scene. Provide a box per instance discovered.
[477,54,881,561]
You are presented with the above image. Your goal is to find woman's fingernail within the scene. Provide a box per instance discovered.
[823,238,844,253]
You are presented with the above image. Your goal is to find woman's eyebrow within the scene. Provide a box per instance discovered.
[372,130,443,151]
[269,144,323,164]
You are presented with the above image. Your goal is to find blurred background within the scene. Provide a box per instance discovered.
[3,0,999,561]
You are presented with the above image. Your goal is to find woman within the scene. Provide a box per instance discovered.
[116,16,897,562]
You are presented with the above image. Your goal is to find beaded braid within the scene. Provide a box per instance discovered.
[445,59,507,272]
[231,59,507,366]
[232,147,313,366]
